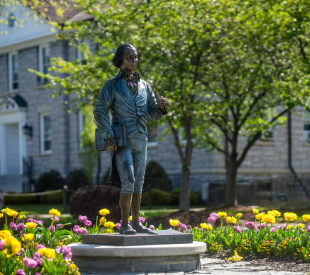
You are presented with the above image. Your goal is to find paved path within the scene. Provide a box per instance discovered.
[80,257,306,275]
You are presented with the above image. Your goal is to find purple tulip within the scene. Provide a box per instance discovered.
[234,225,241,233]
[9,222,17,231]
[16,223,25,231]
[209,213,219,219]
[57,246,72,261]
[139,217,146,223]
[115,223,121,230]
[47,225,55,231]
[51,217,60,222]
[271,226,280,233]
[36,273,41,275]
[0,240,4,250]
[306,226,310,232]
[56,224,63,229]
[177,222,183,227]
[36,244,45,250]
[36,220,44,226]
[149,225,155,231]
[81,228,87,235]
[84,220,92,227]
[257,223,267,230]
[16,269,26,275]
[73,225,81,234]
[187,225,192,229]
[208,216,217,224]
[245,222,256,230]
[23,257,38,269]
[78,215,88,223]
[27,219,36,223]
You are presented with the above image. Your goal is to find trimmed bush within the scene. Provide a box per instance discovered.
[144,161,172,192]
[65,169,89,190]
[141,188,172,206]
[69,185,121,223]
[46,192,63,204]
[170,188,198,205]
[4,192,37,205]
[35,170,64,192]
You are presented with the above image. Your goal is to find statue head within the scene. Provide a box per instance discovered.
[113,44,138,73]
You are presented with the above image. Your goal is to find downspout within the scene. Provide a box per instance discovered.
[287,111,310,197]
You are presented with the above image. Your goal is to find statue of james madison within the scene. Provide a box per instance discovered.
[94,44,167,234]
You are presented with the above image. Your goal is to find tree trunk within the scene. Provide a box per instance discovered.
[225,155,238,206]
[180,167,191,211]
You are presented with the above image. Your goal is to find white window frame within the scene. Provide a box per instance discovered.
[40,113,52,154]
[38,44,50,81]
[8,52,18,91]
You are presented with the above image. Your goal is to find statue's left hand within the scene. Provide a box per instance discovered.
[156,96,167,115]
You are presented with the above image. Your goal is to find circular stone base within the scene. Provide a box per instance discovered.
[69,242,206,273]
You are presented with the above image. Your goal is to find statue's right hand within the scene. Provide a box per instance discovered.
[105,139,118,151]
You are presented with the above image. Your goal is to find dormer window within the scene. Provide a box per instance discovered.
[9,52,18,91]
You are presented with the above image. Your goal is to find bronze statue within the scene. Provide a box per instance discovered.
[94,44,167,234]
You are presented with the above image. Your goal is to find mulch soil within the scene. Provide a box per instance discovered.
[148,205,310,273]
[203,251,310,273]
[146,205,260,228]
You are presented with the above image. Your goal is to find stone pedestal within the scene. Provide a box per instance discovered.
[69,230,206,274]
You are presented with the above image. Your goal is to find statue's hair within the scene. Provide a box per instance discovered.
[112,44,136,68]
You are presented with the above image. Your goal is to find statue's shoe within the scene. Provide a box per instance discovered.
[131,221,157,234]
[119,223,137,235]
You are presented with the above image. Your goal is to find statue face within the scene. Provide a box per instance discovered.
[120,48,138,73]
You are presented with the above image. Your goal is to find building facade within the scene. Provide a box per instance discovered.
[0,2,309,194]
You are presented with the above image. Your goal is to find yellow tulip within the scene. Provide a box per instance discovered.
[129,216,132,221]
[7,210,18,218]
[38,248,55,259]
[99,217,106,225]
[294,223,305,229]
[104,222,116,229]
[252,209,259,215]
[268,210,281,217]
[200,223,213,231]
[262,214,276,224]
[302,214,310,222]
[284,212,298,222]
[49,208,61,216]
[236,213,242,219]
[99,209,110,216]
[3,236,21,256]
[0,214,3,219]
[226,216,237,224]
[26,222,37,229]
[21,233,34,242]
[169,219,179,227]
[218,212,227,219]
[0,230,11,240]
[255,212,265,221]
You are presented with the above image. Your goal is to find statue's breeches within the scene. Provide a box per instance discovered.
[115,130,147,194]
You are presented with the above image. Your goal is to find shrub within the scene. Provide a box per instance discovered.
[4,192,37,205]
[46,192,63,204]
[144,161,172,191]
[141,188,172,206]
[170,188,198,205]
[65,169,89,190]
[69,185,121,223]
[35,170,64,192]
[102,166,121,189]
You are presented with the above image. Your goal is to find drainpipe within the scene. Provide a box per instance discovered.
[287,111,310,197]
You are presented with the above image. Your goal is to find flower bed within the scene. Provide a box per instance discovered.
[1,207,310,274]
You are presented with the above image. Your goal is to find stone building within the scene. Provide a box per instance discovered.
[0,1,309,196]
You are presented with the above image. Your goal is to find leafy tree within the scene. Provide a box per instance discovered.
[79,106,98,184]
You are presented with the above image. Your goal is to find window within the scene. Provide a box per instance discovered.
[148,126,158,143]
[40,113,51,153]
[76,40,91,62]
[304,110,310,142]
[261,129,273,141]
[9,52,18,90]
[38,45,50,83]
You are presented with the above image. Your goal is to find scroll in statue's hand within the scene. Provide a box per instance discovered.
[105,138,117,151]
[156,96,167,115]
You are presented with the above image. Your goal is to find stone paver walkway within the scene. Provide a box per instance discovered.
[80,257,306,275]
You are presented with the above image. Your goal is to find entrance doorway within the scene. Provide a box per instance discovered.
[4,123,20,174]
